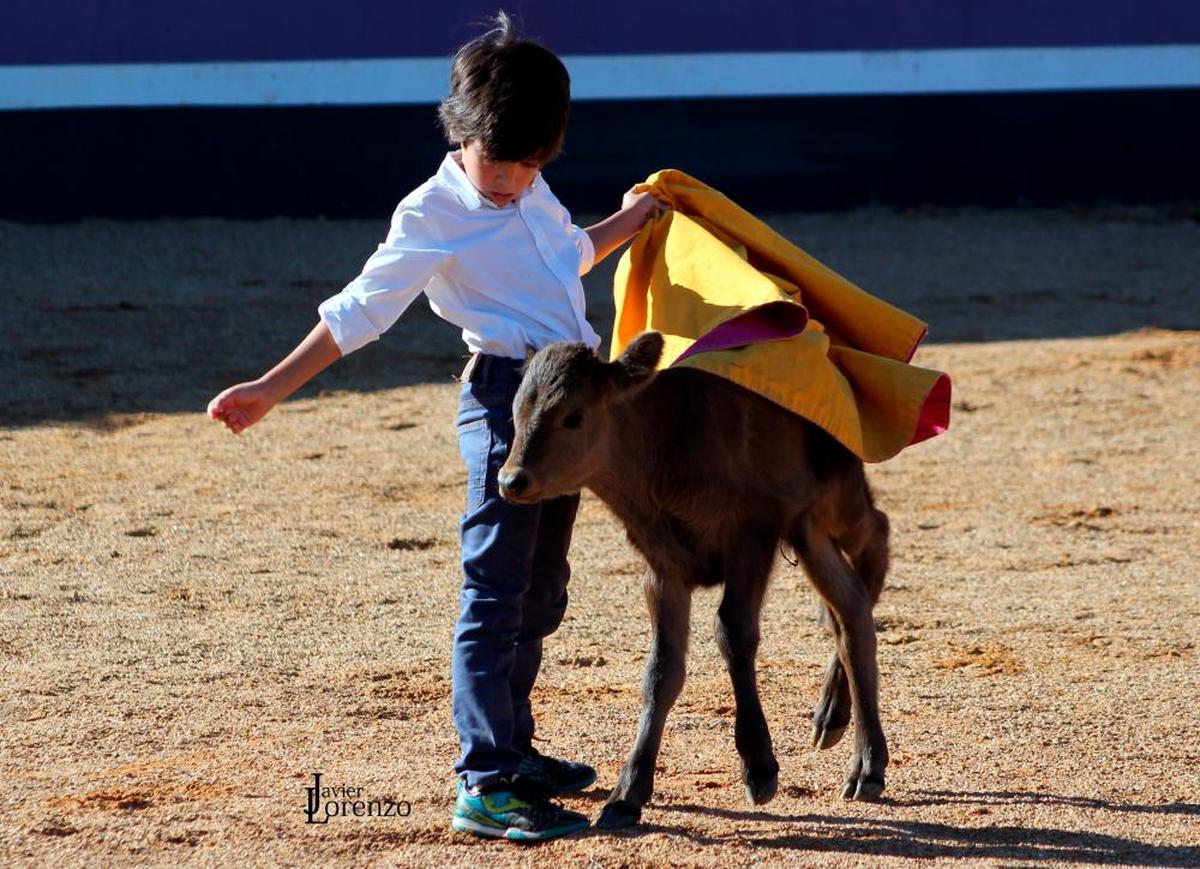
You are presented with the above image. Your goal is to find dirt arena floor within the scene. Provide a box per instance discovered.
[2,204,1198,866]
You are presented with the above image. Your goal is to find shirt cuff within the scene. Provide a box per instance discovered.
[318,293,380,356]
[573,225,596,276]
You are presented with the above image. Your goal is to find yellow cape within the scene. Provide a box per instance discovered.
[613,169,951,463]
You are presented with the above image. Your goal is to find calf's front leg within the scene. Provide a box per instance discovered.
[596,570,691,830]
[714,551,779,805]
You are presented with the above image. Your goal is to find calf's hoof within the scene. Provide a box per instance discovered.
[840,775,885,802]
[812,674,851,750]
[596,799,641,830]
[812,721,848,750]
[742,761,779,806]
[840,744,887,801]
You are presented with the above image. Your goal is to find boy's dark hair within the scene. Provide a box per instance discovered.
[438,12,570,165]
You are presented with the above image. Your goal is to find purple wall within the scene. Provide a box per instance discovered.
[4,0,1200,65]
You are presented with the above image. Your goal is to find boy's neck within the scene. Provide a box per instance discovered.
[451,150,535,209]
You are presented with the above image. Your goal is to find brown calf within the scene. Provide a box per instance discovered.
[499,332,891,829]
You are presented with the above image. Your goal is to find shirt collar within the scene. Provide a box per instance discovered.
[439,150,543,211]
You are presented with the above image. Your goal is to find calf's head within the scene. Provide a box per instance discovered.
[499,332,664,503]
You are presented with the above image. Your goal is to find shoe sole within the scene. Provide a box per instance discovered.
[451,815,589,842]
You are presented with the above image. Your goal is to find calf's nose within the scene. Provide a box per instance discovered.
[498,469,531,498]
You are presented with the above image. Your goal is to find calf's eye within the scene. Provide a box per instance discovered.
[562,411,583,429]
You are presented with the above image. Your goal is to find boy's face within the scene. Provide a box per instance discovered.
[460,139,541,207]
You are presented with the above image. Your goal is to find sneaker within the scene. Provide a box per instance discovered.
[451,779,589,842]
[515,746,597,795]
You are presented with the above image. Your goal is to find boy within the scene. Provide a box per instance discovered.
[207,14,665,842]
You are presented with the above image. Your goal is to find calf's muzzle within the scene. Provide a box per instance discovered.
[498,467,533,502]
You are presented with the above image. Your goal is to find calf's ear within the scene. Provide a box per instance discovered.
[609,331,664,397]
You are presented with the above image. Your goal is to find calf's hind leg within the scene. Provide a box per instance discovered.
[812,501,889,752]
[812,622,852,750]
[597,570,692,830]
[796,522,888,801]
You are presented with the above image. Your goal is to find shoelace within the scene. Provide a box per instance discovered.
[518,753,545,775]
[526,747,577,773]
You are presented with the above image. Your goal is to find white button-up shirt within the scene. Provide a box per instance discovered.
[318,151,601,359]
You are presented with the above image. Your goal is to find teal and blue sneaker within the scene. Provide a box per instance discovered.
[516,746,597,795]
[451,779,590,842]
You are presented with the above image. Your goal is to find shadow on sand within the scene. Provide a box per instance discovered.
[593,790,1199,865]
[3,205,1196,427]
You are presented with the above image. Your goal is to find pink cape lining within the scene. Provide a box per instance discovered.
[674,302,810,362]
[910,373,952,446]
[672,301,952,450]
[904,325,952,447]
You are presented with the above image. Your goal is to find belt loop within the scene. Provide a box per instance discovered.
[458,352,482,384]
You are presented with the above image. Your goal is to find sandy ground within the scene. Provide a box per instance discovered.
[2,205,1199,866]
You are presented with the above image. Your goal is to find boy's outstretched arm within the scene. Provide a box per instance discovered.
[585,188,670,264]
[207,320,342,435]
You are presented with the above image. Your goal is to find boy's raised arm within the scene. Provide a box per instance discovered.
[207,319,342,435]
[585,188,670,264]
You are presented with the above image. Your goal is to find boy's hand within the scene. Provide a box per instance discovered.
[207,321,341,434]
[207,380,277,435]
[584,189,671,265]
[621,188,670,225]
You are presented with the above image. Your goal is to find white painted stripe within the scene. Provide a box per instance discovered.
[570,44,1200,98]
[0,56,447,110]
[2,44,1199,110]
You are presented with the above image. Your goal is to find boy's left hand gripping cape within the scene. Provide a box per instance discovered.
[613,169,951,463]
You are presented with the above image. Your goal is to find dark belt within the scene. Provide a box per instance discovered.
[459,351,529,385]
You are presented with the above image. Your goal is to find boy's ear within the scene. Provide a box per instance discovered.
[607,331,664,398]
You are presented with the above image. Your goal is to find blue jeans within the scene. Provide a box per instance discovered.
[451,355,580,790]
